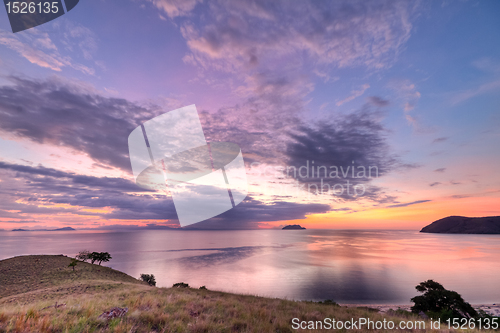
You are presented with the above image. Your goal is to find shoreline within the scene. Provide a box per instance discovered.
[342,304,500,317]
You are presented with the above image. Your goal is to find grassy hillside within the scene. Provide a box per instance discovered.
[0,255,143,300]
[0,255,483,332]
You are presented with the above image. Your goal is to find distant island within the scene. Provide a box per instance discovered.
[282,225,306,230]
[12,227,76,232]
[421,216,500,234]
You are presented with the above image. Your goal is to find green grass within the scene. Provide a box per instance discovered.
[0,255,489,332]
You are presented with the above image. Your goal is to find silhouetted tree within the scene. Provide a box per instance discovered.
[88,252,112,265]
[411,280,478,320]
[140,274,156,286]
[89,252,99,264]
[96,252,111,265]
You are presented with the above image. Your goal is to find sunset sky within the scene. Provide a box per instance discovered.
[0,0,499,230]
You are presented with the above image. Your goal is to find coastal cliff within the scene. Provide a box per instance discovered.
[420,216,500,234]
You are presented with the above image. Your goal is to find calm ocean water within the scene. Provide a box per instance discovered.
[0,229,499,304]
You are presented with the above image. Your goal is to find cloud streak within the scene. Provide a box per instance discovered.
[0,76,161,171]
[386,200,431,208]
[177,0,415,72]
[336,84,370,106]
[0,28,95,75]
[146,0,202,18]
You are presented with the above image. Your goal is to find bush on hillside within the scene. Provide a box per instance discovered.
[411,280,478,320]
[68,259,78,271]
[140,274,156,286]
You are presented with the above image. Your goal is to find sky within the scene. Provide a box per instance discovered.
[0,0,499,230]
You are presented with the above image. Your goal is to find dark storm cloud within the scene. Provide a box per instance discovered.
[0,76,162,171]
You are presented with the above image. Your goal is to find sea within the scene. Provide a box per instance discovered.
[0,229,499,305]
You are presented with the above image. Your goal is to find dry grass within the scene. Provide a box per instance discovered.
[0,255,143,300]
[0,286,430,333]
[0,255,493,332]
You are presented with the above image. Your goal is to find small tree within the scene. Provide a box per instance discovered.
[68,259,78,271]
[411,280,478,320]
[76,250,91,262]
[140,274,156,286]
[88,252,112,265]
[98,252,112,265]
[89,252,99,264]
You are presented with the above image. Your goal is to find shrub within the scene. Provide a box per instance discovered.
[68,259,78,271]
[140,274,156,286]
[173,282,189,288]
[199,286,207,290]
[410,280,478,320]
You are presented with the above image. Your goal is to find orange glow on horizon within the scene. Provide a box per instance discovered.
[265,196,500,230]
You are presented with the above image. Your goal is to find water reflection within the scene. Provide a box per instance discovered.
[0,230,499,304]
